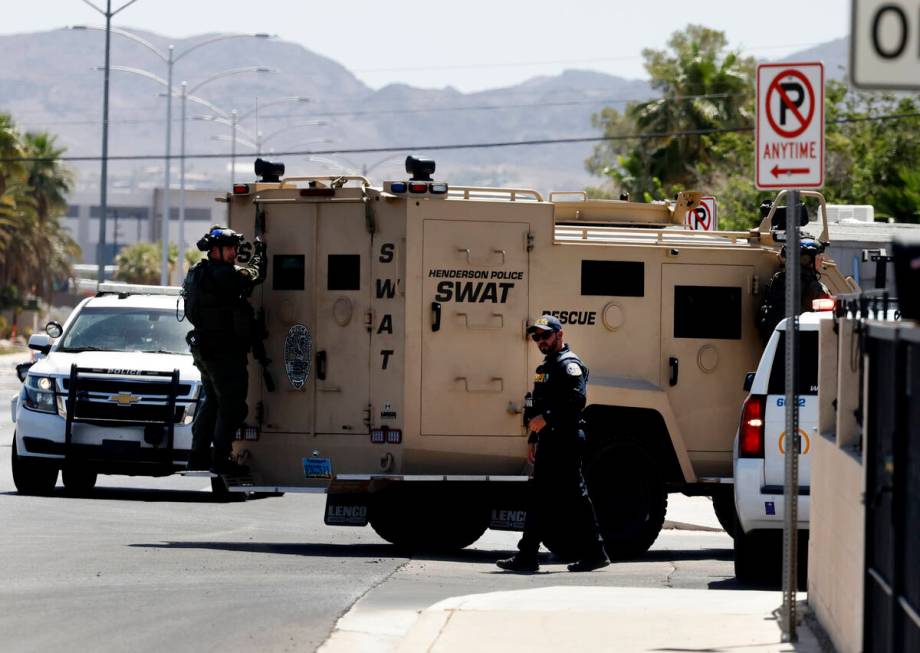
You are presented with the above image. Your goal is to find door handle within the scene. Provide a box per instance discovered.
[668,356,679,386]
[317,350,327,381]
[431,302,442,332]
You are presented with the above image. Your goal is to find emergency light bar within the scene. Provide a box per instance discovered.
[384,180,449,196]
[811,298,836,312]
[97,282,181,297]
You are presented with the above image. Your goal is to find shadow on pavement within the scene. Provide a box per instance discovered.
[708,576,781,591]
[128,539,734,567]
[640,547,732,563]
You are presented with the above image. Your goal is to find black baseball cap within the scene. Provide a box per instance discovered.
[527,315,562,333]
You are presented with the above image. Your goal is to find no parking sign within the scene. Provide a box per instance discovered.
[685,196,717,231]
[755,62,824,189]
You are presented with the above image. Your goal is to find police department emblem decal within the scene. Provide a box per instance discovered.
[565,362,582,376]
[284,324,313,389]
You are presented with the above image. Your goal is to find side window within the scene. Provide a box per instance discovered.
[768,331,819,395]
[327,255,361,291]
[674,286,742,339]
[580,260,644,296]
[273,255,305,291]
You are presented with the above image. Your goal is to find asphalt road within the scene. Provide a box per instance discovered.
[0,352,737,653]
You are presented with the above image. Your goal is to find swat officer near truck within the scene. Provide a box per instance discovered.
[756,237,831,342]
[183,226,267,475]
[497,314,609,573]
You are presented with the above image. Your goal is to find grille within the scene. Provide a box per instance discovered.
[62,378,193,396]
[73,400,185,424]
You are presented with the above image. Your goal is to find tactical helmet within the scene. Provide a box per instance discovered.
[780,237,825,259]
[197,225,245,251]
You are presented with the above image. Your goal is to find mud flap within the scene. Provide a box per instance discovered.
[488,479,530,531]
[325,492,369,526]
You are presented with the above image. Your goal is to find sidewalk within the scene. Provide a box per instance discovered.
[397,586,819,653]
[321,495,824,653]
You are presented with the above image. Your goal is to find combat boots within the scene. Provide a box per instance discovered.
[495,554,539,573]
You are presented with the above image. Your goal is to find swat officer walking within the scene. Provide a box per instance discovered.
[183,226,266,475]
[497,315,608,573]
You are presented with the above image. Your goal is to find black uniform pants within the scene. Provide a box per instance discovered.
[191,347,249,463]
[517,428,604,560]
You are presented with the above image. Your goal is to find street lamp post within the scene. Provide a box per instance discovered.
[72,25,272,284]
[176,67,274,279]
[195,97,311,185]
[76,0,141,284]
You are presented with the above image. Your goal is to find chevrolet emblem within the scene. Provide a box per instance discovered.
[110,392,141,406]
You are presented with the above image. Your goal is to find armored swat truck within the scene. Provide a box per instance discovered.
[220,156,852,558]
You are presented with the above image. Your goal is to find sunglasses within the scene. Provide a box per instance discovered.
[530,330,555,342]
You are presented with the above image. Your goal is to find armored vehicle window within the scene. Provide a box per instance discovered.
[767,331,819,395]
[273,254,305,291]
[580,260,644,296]
[674,285,742,339]
[327,254,361,291]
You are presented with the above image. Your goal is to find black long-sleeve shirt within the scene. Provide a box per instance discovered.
[529,344,588,443]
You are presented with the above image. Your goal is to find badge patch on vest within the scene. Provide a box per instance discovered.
[284,324,313,389]
[534,373,548,383]
[565,362,582,376]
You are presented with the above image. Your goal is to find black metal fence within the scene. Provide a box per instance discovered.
[863,323,920,653]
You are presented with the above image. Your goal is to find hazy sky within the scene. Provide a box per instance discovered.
[8,1,850,92]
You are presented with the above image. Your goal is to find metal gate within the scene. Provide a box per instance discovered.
[863,323,920,653]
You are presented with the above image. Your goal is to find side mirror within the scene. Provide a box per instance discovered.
[28,333,52,355]
[743,372,756,392]
[45,321,63,338]
[16,361,33,383]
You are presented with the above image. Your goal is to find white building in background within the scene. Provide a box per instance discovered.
[63,188,228,264]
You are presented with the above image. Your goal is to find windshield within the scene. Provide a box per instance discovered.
[58,307,190,355]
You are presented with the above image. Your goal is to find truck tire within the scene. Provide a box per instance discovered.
[11,438,58,496]
[370,484,488,551]
[711,487,737,538]
[62,464,97,495]
[585,441,667,560]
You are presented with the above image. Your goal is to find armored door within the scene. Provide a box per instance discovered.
[420,220,530,436]
[314,201,372,434]
[250,202,317,434]
[660,264,759,472]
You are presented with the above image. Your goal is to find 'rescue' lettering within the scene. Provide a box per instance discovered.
[435,281,514,303]
[541,310,597,326]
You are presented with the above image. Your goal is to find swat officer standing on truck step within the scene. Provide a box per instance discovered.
[183,226,266,476]
[496,315,609,573]
[756,237,831,342]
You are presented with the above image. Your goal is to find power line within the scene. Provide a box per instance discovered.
[8,91,744,128]
[3,111,919,164]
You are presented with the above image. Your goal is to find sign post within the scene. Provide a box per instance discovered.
[756,61,825,643]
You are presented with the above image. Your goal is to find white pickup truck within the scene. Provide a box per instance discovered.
[10,284,201,495]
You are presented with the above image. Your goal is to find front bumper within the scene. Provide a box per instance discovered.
[15,407,193,471]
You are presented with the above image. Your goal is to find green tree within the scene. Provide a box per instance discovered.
[114,242,201,285]
[0,116,79,312]
[587,25,755,203]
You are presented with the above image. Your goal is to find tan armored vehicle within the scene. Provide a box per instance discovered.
[221,156,851,558]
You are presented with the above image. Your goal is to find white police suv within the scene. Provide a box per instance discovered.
[10,284,200,495]
[732,309,830,584]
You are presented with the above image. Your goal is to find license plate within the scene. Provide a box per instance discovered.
[303,457,333,480]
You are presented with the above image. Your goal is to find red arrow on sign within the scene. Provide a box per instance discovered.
[771,165,811,177]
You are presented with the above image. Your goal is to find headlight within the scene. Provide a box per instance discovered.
[23,375,58,414]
